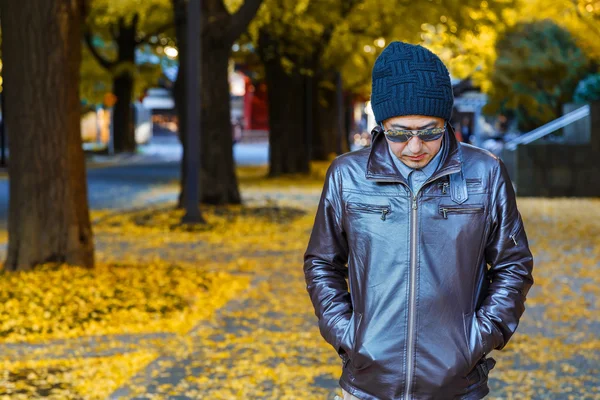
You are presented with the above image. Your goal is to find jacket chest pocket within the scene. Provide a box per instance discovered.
[344,200,402,289]
[437,178,484,195]
[439,204,484,219]
[346,202,392,221]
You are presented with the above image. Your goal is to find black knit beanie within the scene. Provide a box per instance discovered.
[371,41,454,124]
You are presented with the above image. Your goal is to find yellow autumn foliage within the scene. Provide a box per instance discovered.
[0,351,158,400]
[0,163,599,398]
[0,262,249,343]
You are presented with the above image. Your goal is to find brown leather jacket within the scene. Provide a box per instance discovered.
[304,125,534,400]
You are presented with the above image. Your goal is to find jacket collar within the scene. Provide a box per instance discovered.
[365,123,463,183]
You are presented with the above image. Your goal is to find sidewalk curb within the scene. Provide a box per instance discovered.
[0,157,180,180]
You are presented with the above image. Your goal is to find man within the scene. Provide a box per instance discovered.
[303,41,534,400]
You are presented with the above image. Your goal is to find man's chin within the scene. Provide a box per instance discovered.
[401,157,431,169]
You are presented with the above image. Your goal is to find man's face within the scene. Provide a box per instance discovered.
[383,115,445,169]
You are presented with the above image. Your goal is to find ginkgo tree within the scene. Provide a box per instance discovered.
[249,0,514,176]
[485,20,589,132]
[423,0,600,132]
[525,0,600,62]
[84,0,174,153]
[1,0,94,271]
[172,0,263,206]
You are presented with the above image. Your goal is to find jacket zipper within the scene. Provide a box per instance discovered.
[365,168,462,399]
[439,205,485,219]
[404,192,418,400]
[404,168,460,400]
[438,181,449,194]
[509,222,523,245]
[347,203,391,221]
[440,178,480,194]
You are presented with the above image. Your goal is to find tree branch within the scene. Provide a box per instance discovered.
[227,0,264,44]
[201,0,229,38]
[340,0,363,19]
[80,0,91,19]
[110,23,120,41]
[136,22,175,45]
[572,0,600,41]
[83,29,116,70]
[315,0,366,64]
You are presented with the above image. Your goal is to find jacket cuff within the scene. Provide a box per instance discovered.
[331,314,353,359]
[476,309,504,354]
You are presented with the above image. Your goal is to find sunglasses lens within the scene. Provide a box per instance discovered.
[420,133,444,142]
[385,132,443,143]
[386,134,411,143]
[383,124,446,143]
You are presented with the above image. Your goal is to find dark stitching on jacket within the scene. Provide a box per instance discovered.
[335,166,344,230]
[366,173,398,178]
[421,192,490,198]
[466,178,482,184]
[470,209,491,311]
[343,189,401,196]
[490,159,501,226]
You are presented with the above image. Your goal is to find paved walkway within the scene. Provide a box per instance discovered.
[1,192,599,399]
[0,138,270,228]
[112,197,600,399]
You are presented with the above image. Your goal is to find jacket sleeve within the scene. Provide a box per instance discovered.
[478,158,534,355]
[303,160,352,359]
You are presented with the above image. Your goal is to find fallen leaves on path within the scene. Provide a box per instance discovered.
[0,350,157,400]
[0,164,598,399]
[0,263,248,343]
[488,198,600,399]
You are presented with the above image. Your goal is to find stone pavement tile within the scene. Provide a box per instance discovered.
[108,250,343,399]
[106,198,600,399]
[3,197,599,399]
[0,332,178,362]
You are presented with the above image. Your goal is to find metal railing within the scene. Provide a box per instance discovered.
[504,104,590,150]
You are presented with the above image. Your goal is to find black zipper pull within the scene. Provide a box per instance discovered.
[442,182,449,194]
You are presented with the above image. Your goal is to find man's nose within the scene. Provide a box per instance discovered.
[407,136,423,154]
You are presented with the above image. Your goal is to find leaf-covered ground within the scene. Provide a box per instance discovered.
[0,163,599,399]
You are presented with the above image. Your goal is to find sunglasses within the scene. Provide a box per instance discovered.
[382,122,446,143]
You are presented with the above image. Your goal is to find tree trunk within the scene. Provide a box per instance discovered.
[1,0,94,271]
[112,74,135,152]
[264,57,309,176]
[174,16,241,205]
[173,1,196,208]
[312,80,338,161]
[344,93,353,152]
[173,1,188,209]
[112,17,137,153]
[312,79,351,159]
[173,0,262,206]
[198,40,241,203]
[259,31,309,176]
